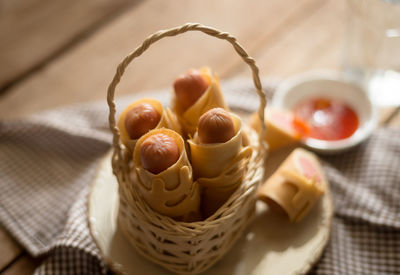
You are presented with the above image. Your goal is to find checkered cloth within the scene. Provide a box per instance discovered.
[0,79,399,274]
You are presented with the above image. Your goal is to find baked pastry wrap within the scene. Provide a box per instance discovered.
[132,128,200,221]
[250,109,307,152]
[172,67,229,136]
[188,113,253,216]
[258,148,326,222]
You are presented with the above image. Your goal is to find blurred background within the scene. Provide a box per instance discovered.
[0,0,345,119]
[1,0,399,273]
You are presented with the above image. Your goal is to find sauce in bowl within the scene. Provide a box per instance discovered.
[293,97,359,141]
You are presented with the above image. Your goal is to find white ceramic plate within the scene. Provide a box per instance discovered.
[88,150,333,275]
[272,71,378,154]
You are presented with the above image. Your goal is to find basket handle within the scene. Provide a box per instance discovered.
[107,23,266,168]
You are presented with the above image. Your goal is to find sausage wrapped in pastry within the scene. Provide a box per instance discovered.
[250,109,309,152]
[132,128,200,221]
[188,108,253,217]
[258,148,326,223]
[172,67,229,136]
[118,98,182,152]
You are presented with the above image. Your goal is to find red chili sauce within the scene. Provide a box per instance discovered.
[293,97,359,141]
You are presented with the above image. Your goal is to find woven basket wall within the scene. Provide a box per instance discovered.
[106,23,267,274]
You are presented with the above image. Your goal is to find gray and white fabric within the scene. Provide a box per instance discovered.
[0,79,399,275]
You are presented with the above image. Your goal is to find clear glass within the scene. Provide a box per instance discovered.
[342,0,400,106]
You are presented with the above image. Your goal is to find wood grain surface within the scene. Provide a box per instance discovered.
[1,254,39,275]
[0,227,22,271]
[0,0,338,119]
[0,0,137,91]
[0,0,398,273]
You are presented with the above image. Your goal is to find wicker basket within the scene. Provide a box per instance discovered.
[106,23,267,274]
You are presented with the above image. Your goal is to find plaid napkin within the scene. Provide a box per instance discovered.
[0,79,399,275]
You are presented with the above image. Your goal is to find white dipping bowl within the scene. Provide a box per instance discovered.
[271,71,377,154]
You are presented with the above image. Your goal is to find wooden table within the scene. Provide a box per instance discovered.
[1,0,399,273]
